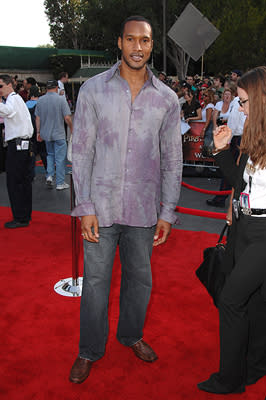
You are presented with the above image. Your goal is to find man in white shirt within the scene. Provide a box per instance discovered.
[0,75,33,228]
[227,96,246,159]
[58,72,69,97]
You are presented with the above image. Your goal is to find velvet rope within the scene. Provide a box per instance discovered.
[182,181,232,196]
[175,206,226,220]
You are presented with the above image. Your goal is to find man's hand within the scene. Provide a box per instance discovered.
[37,133,43,142]
[153,219,172,247]
[81,215,99,243]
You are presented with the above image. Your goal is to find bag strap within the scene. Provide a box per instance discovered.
[217,223,229,244]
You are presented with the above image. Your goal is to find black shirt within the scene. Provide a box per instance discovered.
[182,100,201,119]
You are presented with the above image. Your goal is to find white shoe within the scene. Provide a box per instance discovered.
[46,176,53,187]
[56,182,70,190]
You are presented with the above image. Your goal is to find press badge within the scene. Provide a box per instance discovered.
[21,140,29,150]
[240,192,250,209]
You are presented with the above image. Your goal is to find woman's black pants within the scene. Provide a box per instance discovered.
[218,213,266,389]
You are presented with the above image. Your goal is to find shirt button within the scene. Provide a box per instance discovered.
[128,149,131,153]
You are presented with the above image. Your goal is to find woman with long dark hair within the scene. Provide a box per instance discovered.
[181,89,202,123]
[198,66,266,394]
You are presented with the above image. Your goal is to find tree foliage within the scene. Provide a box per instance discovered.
[193,0,266,74]
[44,0,266,76]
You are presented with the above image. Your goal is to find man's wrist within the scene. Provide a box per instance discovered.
[212,144,229,155]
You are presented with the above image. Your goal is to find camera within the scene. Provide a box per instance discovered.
[216,117,226,126]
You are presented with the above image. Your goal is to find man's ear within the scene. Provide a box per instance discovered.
[118,36,122,50]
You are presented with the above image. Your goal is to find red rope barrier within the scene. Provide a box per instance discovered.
[182,181,232,196]
[175,206,226,220]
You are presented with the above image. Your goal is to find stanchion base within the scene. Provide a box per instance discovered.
[54,277,83,297]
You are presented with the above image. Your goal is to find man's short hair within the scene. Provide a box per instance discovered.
[59,71,68,80]
[231,69,242,77]
[0,74,12,85]
[29,86,40,98]
[214,74,225,85]
[120,15,153,38]
[26,77,37,86]
[46,80,58,89]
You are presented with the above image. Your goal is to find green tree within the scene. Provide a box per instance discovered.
[193,0,266,74]
[44,0,87,49]
[44,0,190,74]
[44,0,266,76]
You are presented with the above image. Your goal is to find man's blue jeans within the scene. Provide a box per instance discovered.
[79,224,156,361]
[45,139,67,185]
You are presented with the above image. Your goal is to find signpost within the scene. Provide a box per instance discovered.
[168,3,220,77]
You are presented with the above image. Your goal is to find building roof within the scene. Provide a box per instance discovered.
[70,64,158,83]
[0,46,107,70]
[70,67,111,82]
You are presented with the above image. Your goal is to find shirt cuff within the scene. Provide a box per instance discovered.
[71,201,96,217]
[159,205,180,225]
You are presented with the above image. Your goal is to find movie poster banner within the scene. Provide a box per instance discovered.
[182,121,214,163]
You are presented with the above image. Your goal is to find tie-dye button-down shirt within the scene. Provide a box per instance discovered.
[71,62,182,227]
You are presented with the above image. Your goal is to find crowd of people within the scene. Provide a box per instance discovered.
[0,72,72,185]
[159,68,246,210]
[0,73,73,228]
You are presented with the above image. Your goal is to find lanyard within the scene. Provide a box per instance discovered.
[249,175,252,195]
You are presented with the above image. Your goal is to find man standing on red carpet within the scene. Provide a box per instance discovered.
[70,15,182,384]
[0,75,33,228]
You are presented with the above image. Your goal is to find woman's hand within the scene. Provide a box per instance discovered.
[213,125,232,150]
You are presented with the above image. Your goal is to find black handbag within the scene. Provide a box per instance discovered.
[196,224,229,307]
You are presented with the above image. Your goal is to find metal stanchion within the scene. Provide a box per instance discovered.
[54,173,83,297]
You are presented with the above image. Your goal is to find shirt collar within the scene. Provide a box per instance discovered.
[6,91,16,99]
[105,61,160,90]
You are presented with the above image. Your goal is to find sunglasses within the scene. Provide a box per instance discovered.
[238,98,249,107]
[0,85,3,88]
[203,94,208,97]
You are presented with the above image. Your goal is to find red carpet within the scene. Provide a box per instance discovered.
[0,206,265,400]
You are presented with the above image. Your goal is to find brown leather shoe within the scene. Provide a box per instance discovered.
[131,340,158,362]
[69,356,93,384]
